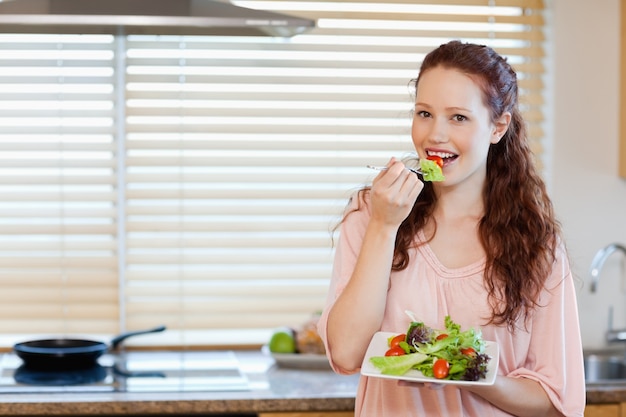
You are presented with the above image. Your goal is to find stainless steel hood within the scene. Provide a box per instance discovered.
[0,0,315,37]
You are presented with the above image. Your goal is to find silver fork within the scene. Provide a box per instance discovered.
[366,164,422,175]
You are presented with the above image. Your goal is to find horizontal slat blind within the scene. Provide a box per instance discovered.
[123,33,413,342]
[0,34,118,335]
[0,0,545,346]
[124,0,545,345]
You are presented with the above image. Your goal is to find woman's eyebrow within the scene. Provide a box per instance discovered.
[414,102,472,113]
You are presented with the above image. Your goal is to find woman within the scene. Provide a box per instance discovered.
[317,41,585,416]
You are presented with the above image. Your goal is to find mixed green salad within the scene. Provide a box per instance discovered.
[369,316,491,381]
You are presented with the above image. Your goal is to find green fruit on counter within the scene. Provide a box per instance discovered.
[268,328,296,353]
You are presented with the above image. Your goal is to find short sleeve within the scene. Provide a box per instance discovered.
[506,246,585,416]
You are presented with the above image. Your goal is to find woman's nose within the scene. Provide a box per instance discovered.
[428,118,448,143]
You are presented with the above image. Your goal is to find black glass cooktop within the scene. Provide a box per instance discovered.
[0,350,249,393]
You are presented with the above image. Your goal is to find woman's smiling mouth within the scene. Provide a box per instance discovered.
[426,150,458,167]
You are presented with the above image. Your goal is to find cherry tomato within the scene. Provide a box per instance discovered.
[435,333,448,341]
[433,358,450,379]
[426,155,444,168]
[460,347,476,356]
[385,346,406,356]
[389,334,405,349]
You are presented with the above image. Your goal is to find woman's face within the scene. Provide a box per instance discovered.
[411,66,507,187]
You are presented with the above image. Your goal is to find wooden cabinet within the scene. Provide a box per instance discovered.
[585,404,621,417]
[585,403,626,417]
[619,1,626,178]
[258,413,353,417]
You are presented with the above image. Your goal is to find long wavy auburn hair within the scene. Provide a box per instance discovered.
[353,41,561,330]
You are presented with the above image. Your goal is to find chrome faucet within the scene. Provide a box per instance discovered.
[590,243,626,293]
[589,243,626,343]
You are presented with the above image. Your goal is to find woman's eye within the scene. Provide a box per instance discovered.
[452,114,467,122]
[416,110,431,118]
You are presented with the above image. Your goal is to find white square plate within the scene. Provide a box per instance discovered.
[361,331,499,386]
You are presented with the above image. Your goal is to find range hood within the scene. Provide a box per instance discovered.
[0,0,315,37]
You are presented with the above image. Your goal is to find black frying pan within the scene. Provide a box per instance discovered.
[13,325,166,370]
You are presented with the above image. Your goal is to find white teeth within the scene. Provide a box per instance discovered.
[427,151,455,159]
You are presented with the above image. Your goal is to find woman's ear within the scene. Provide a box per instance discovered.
[491,112,511,144]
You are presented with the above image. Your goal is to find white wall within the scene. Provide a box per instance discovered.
[550,0,626,348]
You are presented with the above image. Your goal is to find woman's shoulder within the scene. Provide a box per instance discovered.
[344,188,372,215]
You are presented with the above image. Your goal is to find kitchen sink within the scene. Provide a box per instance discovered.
[584,350,626,384]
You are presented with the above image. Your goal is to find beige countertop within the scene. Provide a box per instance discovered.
[0,350,621,415]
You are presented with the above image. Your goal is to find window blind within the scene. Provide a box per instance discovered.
[0,0,545,347]
[0,34,118,335]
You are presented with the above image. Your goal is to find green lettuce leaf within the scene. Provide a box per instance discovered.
[369,352,428,375]
[419,159,445,182]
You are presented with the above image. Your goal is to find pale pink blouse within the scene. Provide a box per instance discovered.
[318,194,585,417]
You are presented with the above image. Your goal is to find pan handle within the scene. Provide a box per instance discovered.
[110,325,166,350]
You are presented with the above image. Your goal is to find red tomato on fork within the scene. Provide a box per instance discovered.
[427,155,444,168]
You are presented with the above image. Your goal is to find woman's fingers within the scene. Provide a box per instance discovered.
[369,160,423,227]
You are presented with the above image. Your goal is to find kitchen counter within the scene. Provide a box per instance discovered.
[587,384,626,404]
[0,350,359,416]
[0,349,622,415]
